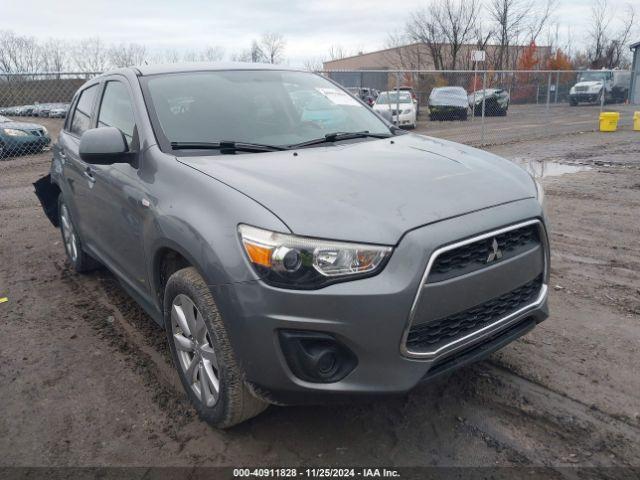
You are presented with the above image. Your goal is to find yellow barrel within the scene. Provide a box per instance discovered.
[599,112,620,132]
[634,111,640,131]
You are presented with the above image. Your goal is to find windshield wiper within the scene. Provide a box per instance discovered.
[288,131,392,149]
[170,141,288,153]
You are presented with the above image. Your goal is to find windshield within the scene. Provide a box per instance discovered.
[143,70,391,149]
[375,92,412,104]
[577,72,607,82]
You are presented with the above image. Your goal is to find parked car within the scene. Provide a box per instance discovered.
[48,103,70,118]
[428,87,469,120]
[33,103,53,117]
[372,91,417,128]
[468,89,509,116]
[398,86,419,114]
[1,106,20,116]
[34,63,549,428]
[13,105,36,116]
[346,87,378,106]
[569,70,631,105]
[0,115,51,157]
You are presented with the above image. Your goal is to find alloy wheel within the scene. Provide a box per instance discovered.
[171,294,220,407]
[60,204,78,263]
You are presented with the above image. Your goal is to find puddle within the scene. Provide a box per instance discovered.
[514,158,592,178]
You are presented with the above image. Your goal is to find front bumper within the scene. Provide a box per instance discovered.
[214,199,548,404]
[570,93,600,103]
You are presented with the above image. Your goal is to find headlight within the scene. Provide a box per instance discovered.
[238,224,393,289]
[3,128,28,137]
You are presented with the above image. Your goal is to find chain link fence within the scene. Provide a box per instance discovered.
[324,69,636,146]
[0,69,635,159]
[0,72,100,157]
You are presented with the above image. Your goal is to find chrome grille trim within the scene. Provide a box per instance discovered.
[400,218,549,360]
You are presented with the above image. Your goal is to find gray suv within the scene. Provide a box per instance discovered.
[35,63,549,428]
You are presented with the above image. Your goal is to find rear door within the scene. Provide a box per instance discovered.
[57,83,100,242]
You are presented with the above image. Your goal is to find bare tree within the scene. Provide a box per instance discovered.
[303,57,324,72]
[587,0,636,68]
[200,45,225,62]
[436,0,480,70]
[71,37,110,72]
[488,0,556,69]
[231,40,264,62]
[0,31,43,73]
[406,8,446,70]
[109,43,148,67]
[40,39,69,73]
[259,33,286,64]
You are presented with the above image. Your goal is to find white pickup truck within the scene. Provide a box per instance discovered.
[569,70,631,106]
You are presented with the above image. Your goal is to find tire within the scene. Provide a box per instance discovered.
[569,98,578,106]
[58,195,101,273]
[459,111,468,121]
[164,267,268,428]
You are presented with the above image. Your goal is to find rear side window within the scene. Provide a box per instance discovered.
[70,85,98,136]
[97,81,136,148]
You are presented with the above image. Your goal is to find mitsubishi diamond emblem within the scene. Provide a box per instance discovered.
[486,238,503,263]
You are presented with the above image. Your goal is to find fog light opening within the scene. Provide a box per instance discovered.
[278,330,357,383]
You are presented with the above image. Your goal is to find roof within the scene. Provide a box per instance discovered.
[631,41,640,50]
[134,62,295,76]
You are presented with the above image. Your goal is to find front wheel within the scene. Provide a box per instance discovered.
[164,267,268,428]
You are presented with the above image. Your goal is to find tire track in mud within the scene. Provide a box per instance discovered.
[56,262,200,448]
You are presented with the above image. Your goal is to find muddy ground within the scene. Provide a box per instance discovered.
[1,128,639,471]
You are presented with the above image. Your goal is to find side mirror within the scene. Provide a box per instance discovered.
[79,127,130,165]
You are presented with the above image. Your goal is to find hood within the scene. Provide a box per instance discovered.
[179,134,535,244]
[428,94,468,108]
[373,104,411,111]
[574,81,603,88]
[0,120,46,131]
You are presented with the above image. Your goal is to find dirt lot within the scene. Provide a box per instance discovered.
[1,127,639,471]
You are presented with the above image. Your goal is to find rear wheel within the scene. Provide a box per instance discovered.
[164,267,268,428]
[58,195,101,273]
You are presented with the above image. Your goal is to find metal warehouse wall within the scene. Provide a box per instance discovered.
[631,46,640,104]
[328,71,389,92]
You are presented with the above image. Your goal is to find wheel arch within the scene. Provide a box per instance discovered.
[150,240,209,315]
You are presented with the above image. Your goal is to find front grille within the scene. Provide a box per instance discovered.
[406,275,542,352]
[429,224,539,283]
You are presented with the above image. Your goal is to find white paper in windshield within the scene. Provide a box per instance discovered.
[315,87,360,106]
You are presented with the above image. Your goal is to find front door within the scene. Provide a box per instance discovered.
[87,79,150,294]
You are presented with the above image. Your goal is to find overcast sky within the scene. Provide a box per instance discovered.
[3,0,636,66]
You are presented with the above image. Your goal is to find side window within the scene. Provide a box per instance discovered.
[97,81,136,148]
[69,85,98,136]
